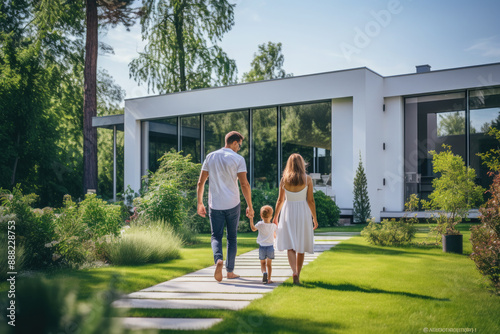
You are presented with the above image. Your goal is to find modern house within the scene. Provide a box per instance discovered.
[93,62,500,221]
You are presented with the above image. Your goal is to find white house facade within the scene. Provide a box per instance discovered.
[98,62,500,221]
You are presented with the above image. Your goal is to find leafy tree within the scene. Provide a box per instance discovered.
[242,41,292,82]
[353,153,371,223]
[130,0,237,93]
[0,1,129,205]
[423,144,484,235]
[437,111,470,136]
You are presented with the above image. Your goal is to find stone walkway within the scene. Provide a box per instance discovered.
[112,234,354,331]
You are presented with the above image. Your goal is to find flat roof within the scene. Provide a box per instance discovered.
[92,114,124,130]
[124,62,500,102]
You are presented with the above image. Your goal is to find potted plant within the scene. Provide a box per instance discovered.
[423,145,484,254]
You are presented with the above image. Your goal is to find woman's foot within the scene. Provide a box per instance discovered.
[267,280,274,284]
[214,260,223,282]
[262,272,268,283]
[292,273,300,285]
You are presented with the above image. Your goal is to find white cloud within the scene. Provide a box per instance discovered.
[466,36,500,57]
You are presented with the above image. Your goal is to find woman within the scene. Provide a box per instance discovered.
[274,153,319,285]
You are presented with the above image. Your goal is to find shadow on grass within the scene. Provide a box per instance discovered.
[331,243,436,257]
[208,309,346,334]
[281,281,449,302]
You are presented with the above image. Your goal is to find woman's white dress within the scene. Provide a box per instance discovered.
[276,186,314,254]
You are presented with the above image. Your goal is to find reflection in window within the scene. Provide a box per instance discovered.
[470,88,500,191]
[281,102,331,177]
[180,115,201,163]
[253,108,278,189]
[204,110,250,169]
[405,93,466,201]
[148,118,178,172]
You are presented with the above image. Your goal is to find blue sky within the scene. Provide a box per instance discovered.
[98,0,500,102]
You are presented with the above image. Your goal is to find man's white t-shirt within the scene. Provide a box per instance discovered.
[202,148,247,210]
[255,221,277,247]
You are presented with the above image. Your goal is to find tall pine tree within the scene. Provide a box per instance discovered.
[353,153,371,223]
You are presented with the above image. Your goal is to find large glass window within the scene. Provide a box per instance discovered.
[470,88,500,191]
[405,93,466,201]
[204,110,250,168]
[148,117,177,172]
[180,115,201,163]
[253,107,278,189]
[281,102,331,176]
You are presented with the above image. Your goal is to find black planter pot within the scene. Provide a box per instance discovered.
[442,234,463,254]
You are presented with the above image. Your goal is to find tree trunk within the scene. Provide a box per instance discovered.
[173,1,186,91]
[83,0,98,194]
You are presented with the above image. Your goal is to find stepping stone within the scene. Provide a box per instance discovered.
[141,280,277,294]
[113,298,250,310]
[127,291,264,301]
[314,232,360,236]
[118,317,223,330]
[168,276,288,282]
[314,236,352,240]
[184,268,294,277]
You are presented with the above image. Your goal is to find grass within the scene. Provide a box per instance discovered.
[202,231,499,334]
[2,224,498,333]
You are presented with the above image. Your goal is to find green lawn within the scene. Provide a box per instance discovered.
[201,231,498,334]
[2,225,498,333]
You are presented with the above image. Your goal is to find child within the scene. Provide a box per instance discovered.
[249,205,277,284]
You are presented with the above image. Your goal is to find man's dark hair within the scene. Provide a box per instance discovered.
[225,131,244,145]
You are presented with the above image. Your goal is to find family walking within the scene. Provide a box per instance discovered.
[197,131,319,285]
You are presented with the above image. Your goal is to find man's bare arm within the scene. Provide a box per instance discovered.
[197,171,209,217]
[237,172,254,218]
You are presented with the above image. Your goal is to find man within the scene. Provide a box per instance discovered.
[197,131,254,282]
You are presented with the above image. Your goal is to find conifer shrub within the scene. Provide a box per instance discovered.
[353,153,371,223]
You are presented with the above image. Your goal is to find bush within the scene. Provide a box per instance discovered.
[314,190,340,227]
[135,183,186,229]
[0,277,125,334]
[51,195,95,267]
[79,193,123,238]
[106,219,182,265]
[361,218,416,246]
[0,185,56,268]
[470,172,500,294]
[135,151,200,237]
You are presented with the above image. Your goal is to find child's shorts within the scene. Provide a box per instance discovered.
[259,245,275,260]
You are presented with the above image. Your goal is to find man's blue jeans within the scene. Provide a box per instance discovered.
[209,204,240,273]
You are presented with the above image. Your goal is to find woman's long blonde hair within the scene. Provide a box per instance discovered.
[282,153,307,186]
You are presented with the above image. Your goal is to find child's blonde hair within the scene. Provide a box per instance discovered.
[260,205,273,219]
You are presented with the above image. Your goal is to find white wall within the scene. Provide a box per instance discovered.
[331,97,354,209]
[363,71,385,221]
[383,96,405,211]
